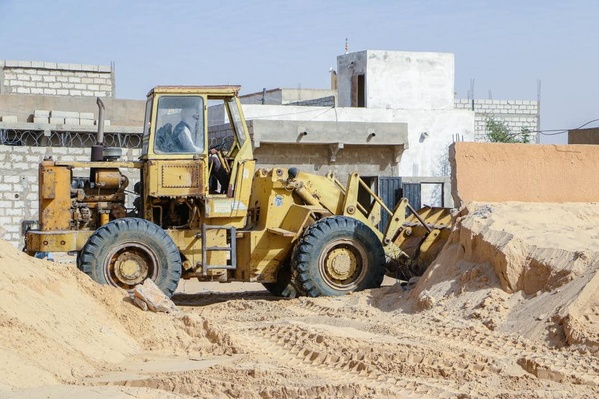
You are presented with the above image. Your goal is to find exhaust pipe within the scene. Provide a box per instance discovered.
[91,97,105,162]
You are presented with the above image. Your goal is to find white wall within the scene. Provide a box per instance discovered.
[337,50,455,110]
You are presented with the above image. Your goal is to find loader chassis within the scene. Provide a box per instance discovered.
[24,85,451,297]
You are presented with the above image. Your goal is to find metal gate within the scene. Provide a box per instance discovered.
[362,176,451,230]
[362,176,420,230]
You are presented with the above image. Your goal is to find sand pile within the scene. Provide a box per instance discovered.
[0,201,597,398]
[0,239,215,394]
[408,201,599,352]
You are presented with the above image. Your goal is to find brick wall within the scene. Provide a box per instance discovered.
[0,145,141,248]
[0,60,114,97]
[454,99,539,142]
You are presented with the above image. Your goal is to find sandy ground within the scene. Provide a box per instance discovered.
[0,202,597,398]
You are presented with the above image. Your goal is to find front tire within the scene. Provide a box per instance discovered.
[78,218,182,297]
[292,216,385,297]
[262,261,305,298]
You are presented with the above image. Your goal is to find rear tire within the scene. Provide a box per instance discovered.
[78,218,182,297]
[292,216,385,297]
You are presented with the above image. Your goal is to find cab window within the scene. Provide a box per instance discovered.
[154,96,205,154]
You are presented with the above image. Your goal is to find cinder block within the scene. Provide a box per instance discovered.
[33,117,49,124]
[79,112,94,120]
[81,64,99,72]
[79,119,95,126]
[51,110,67,117]
[64,117,80,125]
[34,110,50,118]
[64,111,79,118]
[95,119,111,126]
[1,116,18,122]
[50,117,65,124]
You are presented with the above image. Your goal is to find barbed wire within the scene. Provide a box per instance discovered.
[0,129,142,148]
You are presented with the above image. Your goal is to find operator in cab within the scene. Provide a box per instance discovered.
[173,106,202,152]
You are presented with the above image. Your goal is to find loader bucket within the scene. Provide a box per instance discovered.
[387,206,453,280]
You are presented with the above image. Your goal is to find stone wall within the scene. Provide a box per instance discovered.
[450,142,599,205]
[0,60,114,98]
[0,145,141,248]
[454,99,539,142]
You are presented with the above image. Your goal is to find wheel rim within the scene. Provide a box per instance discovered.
[103,242,159,290]
[319,238,368,291]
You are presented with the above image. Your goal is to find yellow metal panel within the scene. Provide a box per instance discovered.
[27,231,77,252]
[205,197,246,218]
[167,228,228,275]
[55,161,143,169]
[147,160,205,197]
[234,230,291,283]
[39,164,71,230]
[27,230,93,253]
[161,164,200,188]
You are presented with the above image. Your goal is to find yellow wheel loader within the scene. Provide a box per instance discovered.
[23,85,451,297]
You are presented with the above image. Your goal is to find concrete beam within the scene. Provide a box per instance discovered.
[248,119,408,147]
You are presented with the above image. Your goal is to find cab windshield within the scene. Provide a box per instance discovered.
[154,96,205,154]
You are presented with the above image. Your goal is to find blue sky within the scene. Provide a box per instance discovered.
[1,0,597,143]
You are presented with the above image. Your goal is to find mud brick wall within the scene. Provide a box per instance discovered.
[450,142,599,205]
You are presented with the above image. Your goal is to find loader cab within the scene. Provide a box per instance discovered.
[139,86,255,227]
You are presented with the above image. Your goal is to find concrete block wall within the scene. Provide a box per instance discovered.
[288,96,336,107]
[0,60,114,98]
[454,99,539,142]
[240,88,337,106]
[0,145,141,248]
[209,121,399,184]
[0,94,144,125]
[254,143,397,184]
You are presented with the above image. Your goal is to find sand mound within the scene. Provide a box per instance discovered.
[0,240,214,392]
[409,202,599,351]
[0,201,597,398]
